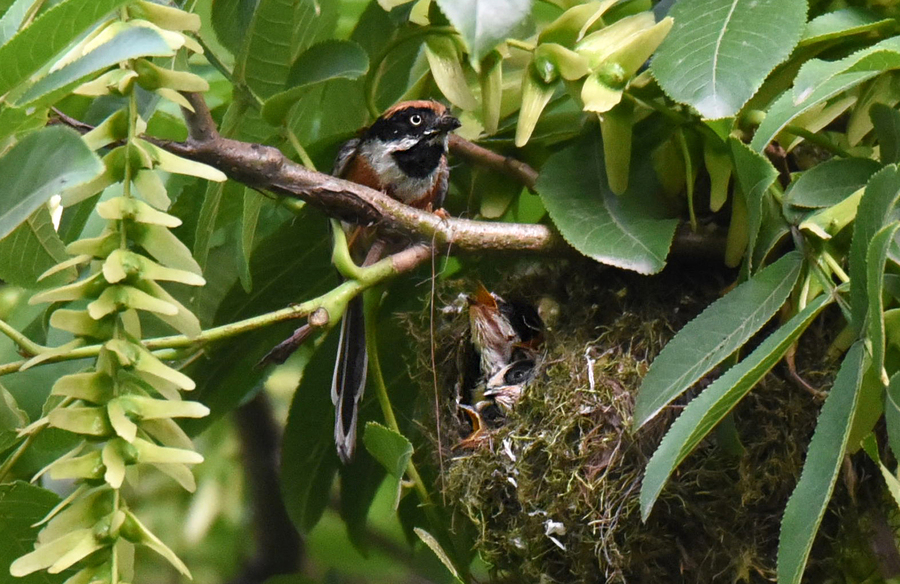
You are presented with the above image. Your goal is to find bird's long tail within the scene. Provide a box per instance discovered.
[332,294,368,463]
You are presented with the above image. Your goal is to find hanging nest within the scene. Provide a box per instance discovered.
[400,257,891,583]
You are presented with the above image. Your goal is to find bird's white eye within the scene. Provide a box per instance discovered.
[409,114,423,126]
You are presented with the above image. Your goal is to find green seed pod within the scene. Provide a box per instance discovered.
[515,71,556,147]
[704,136,733,212]
[424,36,479,111]
[38,255,92,283]
[132,437,204,465]
[575,12,655,68]
[581,71,623,113]
[38,486,113,545]
[102,440,127,487]
[96,196,182,228]
[120,510,191,577]
[141,417,194,450]
[105,339,196,391]
[66,229,120,259]
[129,1,201,32]
[725,190,749,267]
[604,17,672,78]
[87,285,179,319]
[133,169,170,210]
[82,110,130,150]
[600,100,634,195]
[52,371,115,403]
[133,59,209,92]
[539,0,618,46]
[117,395,209,420]
[480,51,503,135]
[49,308,116,339]
[130,223,203,274]
[533,43,589,82]
[103,249,206,286]
[48,451,104,481]
[74,69,139,97]
[132,279,201,337]
[29,272,105,305]
[140,140,227,181]
[10,528,102,577]
[48,407,112,437]
[107,400,138,442]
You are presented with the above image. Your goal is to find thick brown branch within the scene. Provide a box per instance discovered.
[448,134,539,189]
[160,114,562,252]
[53,93,724,261]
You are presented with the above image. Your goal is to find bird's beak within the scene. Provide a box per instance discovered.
[437,113,461,133]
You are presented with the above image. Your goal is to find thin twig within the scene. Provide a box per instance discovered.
[448,134,538,189]
[0,245,432,377]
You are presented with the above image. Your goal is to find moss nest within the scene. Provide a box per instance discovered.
[401,257,888,583]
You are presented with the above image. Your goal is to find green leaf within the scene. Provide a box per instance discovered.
[800,8,894,47]
[237,0,334,100]
[184,211,333,433]
[0,126,103,240]
[210,0,259,56]
[0,381,28,431]
[861,434,900,511]
[0,206,74,289]
[281,330,340,533]
[729,138,778,273]
[424,35,478,111]
[238,187,264,292]
[778,342,866,584]
[16,25,176,107]
[871,103,900,165]
[535,132,678,274]
[363,422,413,510]
[650,0,806,119]
[792,38,900,105]
[414,528,461,582]
[434,0,531,64]
[885,373,900,460]
[633,251,803,428]
[237,0,300,99]
[784,158,882,209]
[850,165,900,333]
[0,0,34,46]
[867,222,900,384]
[0,481,64,584]
[193,180,226,271]
[287,39,369,89]
[752,39,900,152]
[338,443,385,552]
[640,293,831,519]
[0,0,132,97]
[753,76,882,153]
[262,40,369,125]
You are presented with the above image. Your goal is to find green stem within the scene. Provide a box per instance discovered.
[821,250,850,283]
[363,290,470,582]
[783,125,854,159]
[506,38,535,52]
[331,220,365,280]
[0,248,416,377]
[0,432,38,482]
[285,128,317,171]
[677,128,697,232]
[0,319,46,356]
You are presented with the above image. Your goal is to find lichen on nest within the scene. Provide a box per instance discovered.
[400,257,883,583]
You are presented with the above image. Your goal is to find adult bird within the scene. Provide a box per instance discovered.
[331,100,460,463]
